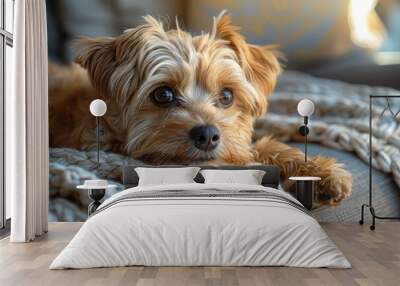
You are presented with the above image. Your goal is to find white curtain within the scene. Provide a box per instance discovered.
[8,0,49,242]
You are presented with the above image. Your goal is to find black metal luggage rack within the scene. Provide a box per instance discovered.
[360,95,400,230]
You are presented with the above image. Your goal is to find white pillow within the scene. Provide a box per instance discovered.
[200,169,266,185]
[135,167,200,186]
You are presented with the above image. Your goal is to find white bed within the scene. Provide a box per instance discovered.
[50,183,350,269]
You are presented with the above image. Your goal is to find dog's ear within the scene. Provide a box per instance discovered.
[74,15,167,101]
[74,37,116,98]
[213,12,281,116]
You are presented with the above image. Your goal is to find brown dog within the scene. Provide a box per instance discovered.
[49,12,352,205]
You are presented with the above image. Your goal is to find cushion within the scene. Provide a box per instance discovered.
[135,167,200,186]
[200,169,265,185]
[185,0,382,65]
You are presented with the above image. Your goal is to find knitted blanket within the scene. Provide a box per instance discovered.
[49,71,400,221]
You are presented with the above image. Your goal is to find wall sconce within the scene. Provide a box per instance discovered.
[89,99,107,167]
[297,99,315,163]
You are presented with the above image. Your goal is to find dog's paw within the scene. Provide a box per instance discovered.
[309,156,352,205]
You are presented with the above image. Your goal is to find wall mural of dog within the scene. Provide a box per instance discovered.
[49,12,352,206]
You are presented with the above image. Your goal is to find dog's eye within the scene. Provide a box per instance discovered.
[218,88,234,108]
[151,86,176,107]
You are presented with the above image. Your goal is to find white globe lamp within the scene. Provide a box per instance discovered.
[90,99,107,117]
[297,99,315,117]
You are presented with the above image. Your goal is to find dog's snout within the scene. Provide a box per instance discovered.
[189,125,220,151]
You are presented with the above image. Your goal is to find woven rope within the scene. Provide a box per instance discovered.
[49,72,400,208]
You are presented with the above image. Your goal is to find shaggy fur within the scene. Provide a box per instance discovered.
[49,12,352,205]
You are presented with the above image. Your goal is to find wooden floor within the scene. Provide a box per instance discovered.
[0,222,399,286]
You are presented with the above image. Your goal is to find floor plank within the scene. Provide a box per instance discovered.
[0,222,399,286]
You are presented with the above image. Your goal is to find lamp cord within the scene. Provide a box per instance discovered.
[305,127,308,163]
[304,116,308,163]
[96,116,100,167]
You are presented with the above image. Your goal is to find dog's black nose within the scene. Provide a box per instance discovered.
[189,125,220,151]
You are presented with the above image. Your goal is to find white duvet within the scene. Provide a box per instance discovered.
[50,183,350,269]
